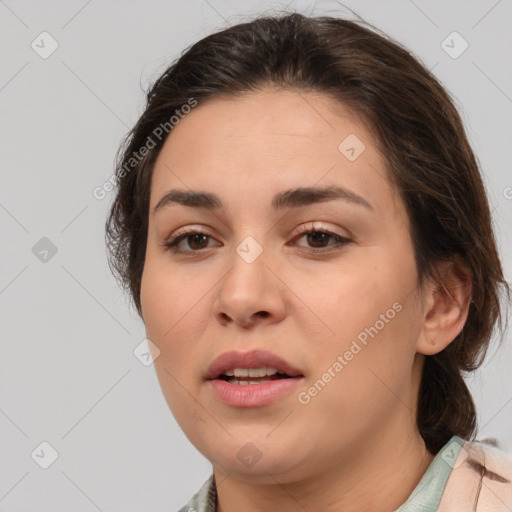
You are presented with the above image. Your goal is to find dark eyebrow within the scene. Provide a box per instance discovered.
[153,185,374,214]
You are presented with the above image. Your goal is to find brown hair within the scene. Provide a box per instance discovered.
[105,12,510,454]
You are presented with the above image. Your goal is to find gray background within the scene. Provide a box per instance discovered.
[1,0,511,510]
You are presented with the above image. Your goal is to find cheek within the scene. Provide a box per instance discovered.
[140,263,207,417]
[140,263,172,336]
[141,259,187,352]
[141,249,197,326]
[290,256,405,336]
[140,257,214,370]
[294,248,420,378]
[301,300,420,429]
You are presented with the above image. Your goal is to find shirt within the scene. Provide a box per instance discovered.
[178,435,512,511]
[395,435,463,511]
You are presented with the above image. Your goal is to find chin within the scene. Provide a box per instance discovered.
[202,437,309,481]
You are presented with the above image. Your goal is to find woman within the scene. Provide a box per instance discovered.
[105,12,512,511]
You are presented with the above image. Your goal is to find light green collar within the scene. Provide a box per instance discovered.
[395,435,464,512]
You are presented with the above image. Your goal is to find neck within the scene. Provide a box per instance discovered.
[214,417,435,512]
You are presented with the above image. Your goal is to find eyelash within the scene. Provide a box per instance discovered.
[162,224,352,255]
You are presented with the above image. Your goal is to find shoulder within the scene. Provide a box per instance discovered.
[439,438,512,511]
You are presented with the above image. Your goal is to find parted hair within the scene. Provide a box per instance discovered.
[105,12,510,454]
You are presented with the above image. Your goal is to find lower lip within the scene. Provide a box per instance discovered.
[207,377,303,407]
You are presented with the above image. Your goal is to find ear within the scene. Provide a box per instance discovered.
[416,259,472,356]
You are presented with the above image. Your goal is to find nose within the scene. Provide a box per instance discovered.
[212,244,286,329]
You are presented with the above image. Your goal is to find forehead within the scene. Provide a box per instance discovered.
[150,88,400,217]
[159,88,364,152]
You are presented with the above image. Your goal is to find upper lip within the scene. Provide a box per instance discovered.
[205,349,304,380]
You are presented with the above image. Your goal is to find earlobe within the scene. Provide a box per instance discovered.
[416,260,472,356]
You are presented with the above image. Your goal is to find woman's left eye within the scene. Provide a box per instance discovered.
[290,226,352,253]
[162,225,351,254]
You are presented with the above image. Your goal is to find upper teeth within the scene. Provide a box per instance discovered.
[223,367,279,378]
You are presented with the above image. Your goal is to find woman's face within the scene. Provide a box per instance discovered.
[140,88,429,482]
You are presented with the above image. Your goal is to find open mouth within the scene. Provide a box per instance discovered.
[206,354,304,406]
[217,369,294,385]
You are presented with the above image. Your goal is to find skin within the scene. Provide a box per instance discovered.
[140,88,471,512]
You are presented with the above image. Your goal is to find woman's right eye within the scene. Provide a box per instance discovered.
[162,229,218,253]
